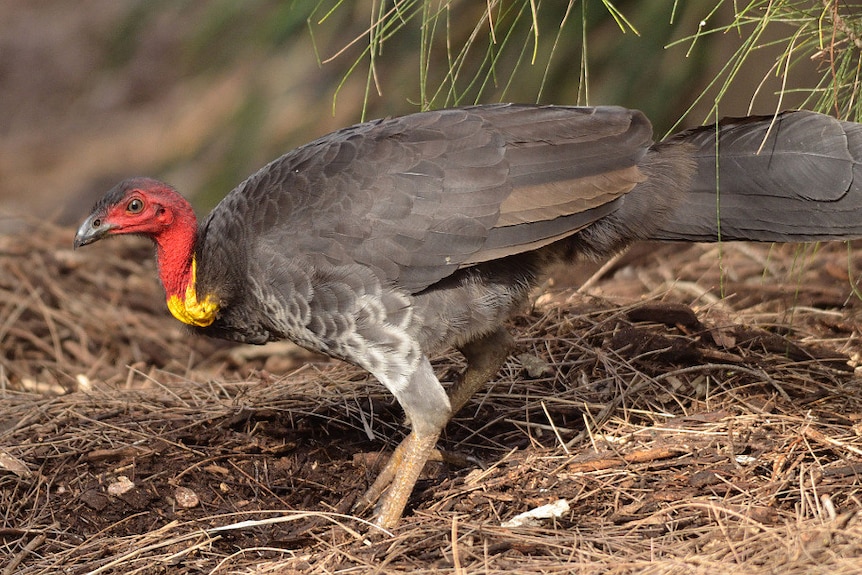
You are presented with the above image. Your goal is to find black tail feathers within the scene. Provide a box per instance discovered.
[650,111,862,242]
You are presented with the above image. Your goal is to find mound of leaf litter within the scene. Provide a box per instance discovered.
[2,224,862,574]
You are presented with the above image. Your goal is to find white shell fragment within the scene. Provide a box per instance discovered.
[502,499,570,528]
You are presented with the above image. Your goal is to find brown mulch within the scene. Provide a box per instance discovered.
[1,223,862,574]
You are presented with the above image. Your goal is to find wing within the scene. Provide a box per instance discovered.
[201,104,653,294]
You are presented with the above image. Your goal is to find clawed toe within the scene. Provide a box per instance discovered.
[352,431,441,528]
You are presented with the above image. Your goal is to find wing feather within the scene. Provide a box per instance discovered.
[200,104,654,294]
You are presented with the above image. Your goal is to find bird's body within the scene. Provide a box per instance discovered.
[75,104,862,529]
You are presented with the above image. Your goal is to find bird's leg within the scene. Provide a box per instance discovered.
[357,328,514,528]
[360,428,441,528]
[357,357,451,529]
[450,327,514,416]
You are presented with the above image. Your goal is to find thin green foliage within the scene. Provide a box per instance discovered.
[311,0,428,119]
[577,0,589,105]
[600,0,640,35]
[309,1,634,114]
[672,0,862,124]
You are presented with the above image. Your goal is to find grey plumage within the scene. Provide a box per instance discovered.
[76,104,862,528]
[653,111,862,241]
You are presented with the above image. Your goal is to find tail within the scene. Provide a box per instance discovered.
[649,111,862,242]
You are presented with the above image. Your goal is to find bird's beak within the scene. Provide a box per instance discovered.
[73,212,117,249]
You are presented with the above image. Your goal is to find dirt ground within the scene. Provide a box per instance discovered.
[1,225,862,574]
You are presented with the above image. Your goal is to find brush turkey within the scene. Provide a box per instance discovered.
[75,104,862,528]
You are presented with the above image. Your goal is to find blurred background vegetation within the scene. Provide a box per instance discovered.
[0,0,860,229]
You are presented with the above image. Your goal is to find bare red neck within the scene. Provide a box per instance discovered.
[152,197,199,299]
[148,192,219,327]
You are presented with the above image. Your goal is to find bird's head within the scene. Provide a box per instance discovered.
[74,177,217,327]
[74,177,194,248]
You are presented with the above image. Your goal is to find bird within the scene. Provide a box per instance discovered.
[74,104,862,529]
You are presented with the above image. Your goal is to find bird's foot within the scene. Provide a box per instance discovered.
[355,430,440,529]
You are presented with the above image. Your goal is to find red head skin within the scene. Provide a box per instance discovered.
[75,178,199,304]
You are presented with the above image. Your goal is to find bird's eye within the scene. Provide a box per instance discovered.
[127,198,144,213]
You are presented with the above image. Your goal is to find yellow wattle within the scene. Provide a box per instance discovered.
[166,257,219,327]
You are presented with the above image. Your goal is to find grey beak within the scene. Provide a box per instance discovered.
[74,212,116,249]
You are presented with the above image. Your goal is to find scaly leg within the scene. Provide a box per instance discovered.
[450,327,514,416]
[358,328,514,528]
[360,429,441,529]
[355,357,449,528]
